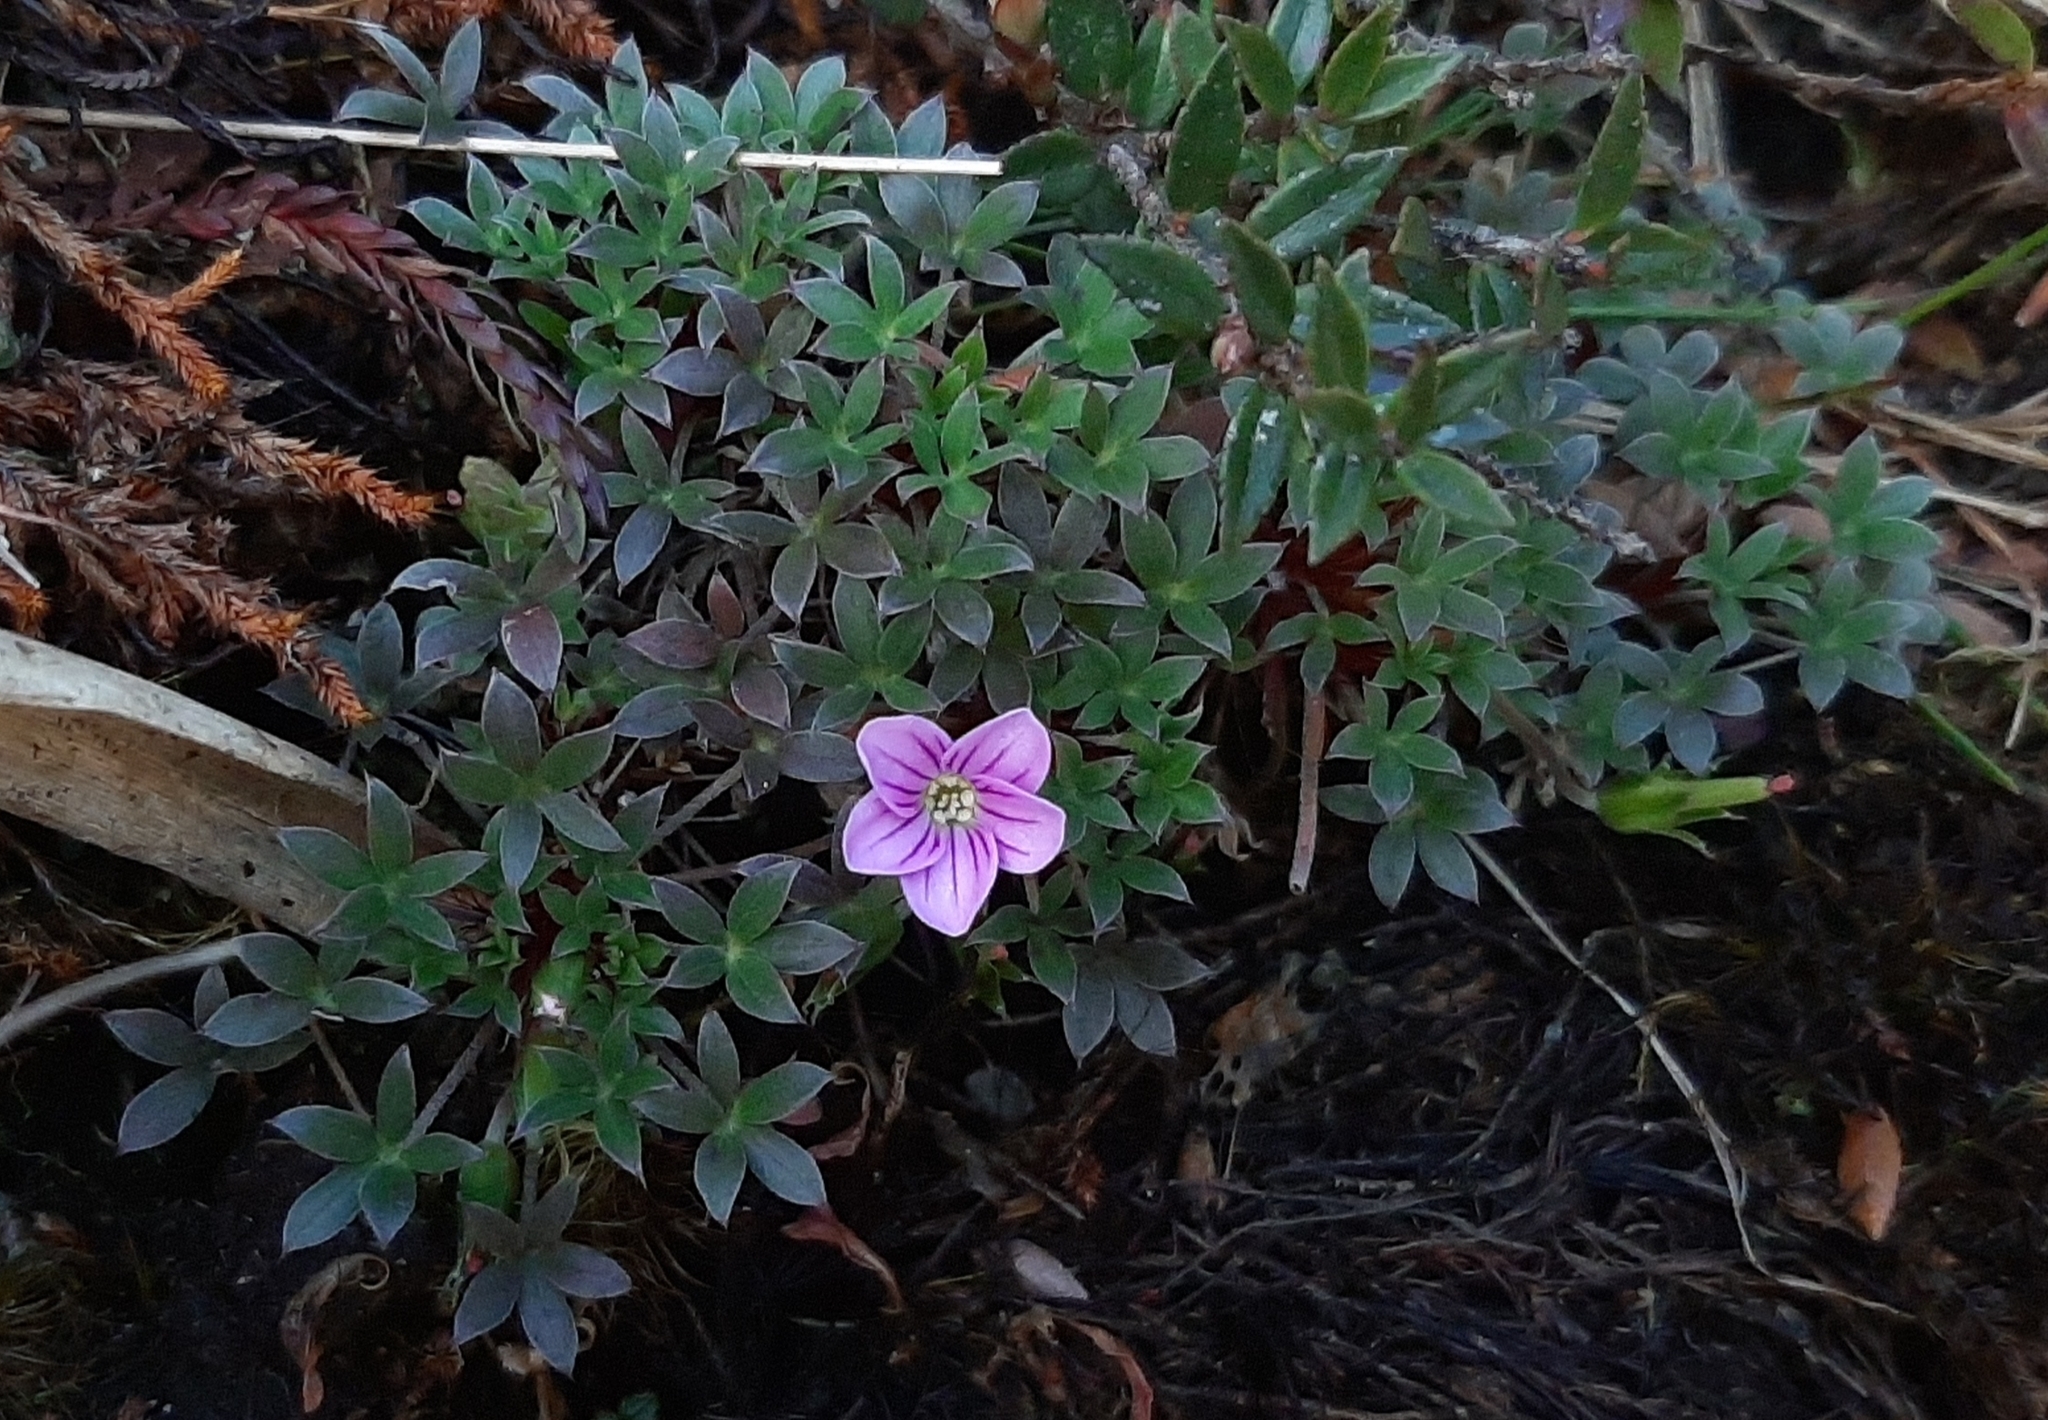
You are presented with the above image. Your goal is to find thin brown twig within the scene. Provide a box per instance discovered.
[1289,689,1325,895]
[408,1019,498,1142]
[310,1018,370,1117]
[1697,44,2046,117]
[0,136,233,405]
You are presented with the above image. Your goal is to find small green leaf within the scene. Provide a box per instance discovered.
[1308,262,1370,392]
[1220,17,1299,115]
[1951,0,2035,70]
[118,1067,218,1153]
[1298,388,1381,453]
[204,992,313,1048]
[329,977,431,1025]
[726,952,803,1023]
[1318,5,1394,116]
[374,1047,416,1143]
[1221,386,1297,546]
[1080,236,1227,338]
[283,1166,368,1252]
[359,1163,419,1245]
[742,1128,827,1205]
[402,1134,482,1175]
[364,779,414,874]
[1395,450,1513,528]
[732,1061,832,1126]
[1573,72,1645,234]
[1348,50,1461,123]
[1247,150,1404,262]
[275,1105,381,1165]
[694,1132,747,1224]
[1049,0,1138,97]
[1164,50,1245,214]
[1219,220,1296,344]
[727,860,803,942]
[1391,345,1438,446]
[1124,11,1181,127]
[1626,0,1685,96]
[282,828,373,890]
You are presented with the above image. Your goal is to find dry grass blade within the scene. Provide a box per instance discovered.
[1461,833,1910,1317]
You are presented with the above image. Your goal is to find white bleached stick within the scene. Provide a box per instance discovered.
[0,103,1005,176]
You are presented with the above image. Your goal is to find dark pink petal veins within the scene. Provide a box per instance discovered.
[855,715,951,804]
[842,791,945,877]
[899,828,998,937]
[947,707,1052,794]
[977,782,1066,874]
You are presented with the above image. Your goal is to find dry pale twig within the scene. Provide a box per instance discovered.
[0,105,1006,176]
[0,937,246,1053]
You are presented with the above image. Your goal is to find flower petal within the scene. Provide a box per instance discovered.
[842,791,944,877]
[978,782,1066,874]
[947,707,1052,794]
[855,715,951,804]
[899,829,998,937]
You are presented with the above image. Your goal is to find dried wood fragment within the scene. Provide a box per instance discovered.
[0,629,367,932]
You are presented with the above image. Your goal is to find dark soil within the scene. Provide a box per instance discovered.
[0,691,2042,1420]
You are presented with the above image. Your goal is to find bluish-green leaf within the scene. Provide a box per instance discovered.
[1395,450,1513,529]
[1266,0,1332,86]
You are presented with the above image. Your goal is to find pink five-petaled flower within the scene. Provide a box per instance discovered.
[841,709,1068,937]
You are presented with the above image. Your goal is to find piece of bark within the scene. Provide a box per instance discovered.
[0,629,364,933]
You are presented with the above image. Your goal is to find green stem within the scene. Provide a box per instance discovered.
[1899,217,2048,327]
[1913,693,2022,794]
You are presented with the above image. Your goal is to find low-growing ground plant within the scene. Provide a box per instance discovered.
[106,4,1946,1374]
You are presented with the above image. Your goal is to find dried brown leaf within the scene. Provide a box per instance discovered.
[783,1204,905,1312]
[1839,1106,1903,1241]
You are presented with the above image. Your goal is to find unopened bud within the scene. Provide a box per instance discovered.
[1211,314,1256,376]
[2007,96,2048,187]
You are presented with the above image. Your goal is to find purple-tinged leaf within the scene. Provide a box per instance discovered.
[731,663,792,729]
[501,605,564,691]
[650,347,739,395]
[623,618,719,670]
[454,1262,521,1343]
[414,607,502,668]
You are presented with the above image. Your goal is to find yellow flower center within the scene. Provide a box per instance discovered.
[923,773,979,828]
